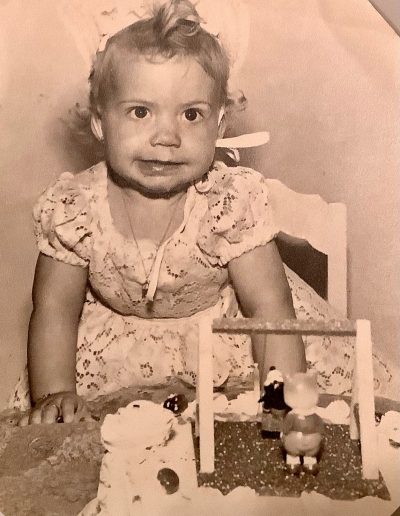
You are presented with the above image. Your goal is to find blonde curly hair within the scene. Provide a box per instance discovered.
[89,0,230,116]
[63,0,247,163]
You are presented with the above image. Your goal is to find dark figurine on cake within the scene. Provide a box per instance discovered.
[281,371,324,475]
[163,393,189,415]
[258,366,290,438]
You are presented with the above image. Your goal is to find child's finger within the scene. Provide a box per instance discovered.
[42,403,60,424]
[18,413,29,427]
[60,396,77,423]
[75,404,92,422]
[29,408,44,425]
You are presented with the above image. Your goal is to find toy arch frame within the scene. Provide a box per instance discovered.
[196,317,378,480]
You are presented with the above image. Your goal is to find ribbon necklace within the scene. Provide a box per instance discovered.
[121,188,185,301]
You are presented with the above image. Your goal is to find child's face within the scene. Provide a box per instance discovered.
[97,54,223,195]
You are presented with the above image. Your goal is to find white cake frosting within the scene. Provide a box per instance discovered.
[101,400,174,453]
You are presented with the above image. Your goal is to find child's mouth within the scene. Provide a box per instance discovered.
[140,160,183,174]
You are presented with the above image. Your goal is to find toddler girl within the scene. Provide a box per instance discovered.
[12,0,393,424]
[13,0,305,424]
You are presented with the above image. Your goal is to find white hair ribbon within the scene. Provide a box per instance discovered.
[57,0,250,83]
[216,131,270,163]
[216,131,270,149]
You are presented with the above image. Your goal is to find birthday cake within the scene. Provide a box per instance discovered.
[78,395,400,516]
[0,384,398,516]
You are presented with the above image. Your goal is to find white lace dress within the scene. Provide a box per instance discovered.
[9,161,394,409]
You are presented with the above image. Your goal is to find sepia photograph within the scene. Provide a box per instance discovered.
[0,0,399,514]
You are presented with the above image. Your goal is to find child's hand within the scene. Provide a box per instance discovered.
[18,391,91,426]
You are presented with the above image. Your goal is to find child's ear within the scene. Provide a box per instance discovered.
[91,115,104,142]
[217,107,226,139]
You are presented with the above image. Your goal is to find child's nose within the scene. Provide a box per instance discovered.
[150,116,181,148]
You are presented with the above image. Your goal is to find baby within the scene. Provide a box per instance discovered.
[16,0,307,425]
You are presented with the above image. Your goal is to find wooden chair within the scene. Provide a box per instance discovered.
[196,179,378,480]
[266,178,347,317]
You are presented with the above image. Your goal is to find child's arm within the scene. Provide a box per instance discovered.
[228,241,307,386]
[20,253,88,425]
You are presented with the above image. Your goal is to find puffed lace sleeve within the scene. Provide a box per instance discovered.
[33,172,92,266]
[197,164,278,266]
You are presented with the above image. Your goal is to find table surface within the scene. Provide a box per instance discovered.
[0,380,398,516]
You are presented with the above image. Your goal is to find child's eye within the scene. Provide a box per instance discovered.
[129,106,150,119]
[184,108,202,122]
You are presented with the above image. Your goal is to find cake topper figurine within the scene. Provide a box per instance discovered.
[281,371,324,475]
[258,366,290,438]
[163,393,189,415]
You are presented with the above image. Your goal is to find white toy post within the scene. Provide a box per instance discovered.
[350,352,360,440]
[197,317,215,473]
[354,319,378,479]
[198,318,379,479]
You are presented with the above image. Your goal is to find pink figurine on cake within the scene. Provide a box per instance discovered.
[281,372,324,475]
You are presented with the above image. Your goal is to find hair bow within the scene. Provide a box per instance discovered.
[216,132,270,162]
[58,0,249,78]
